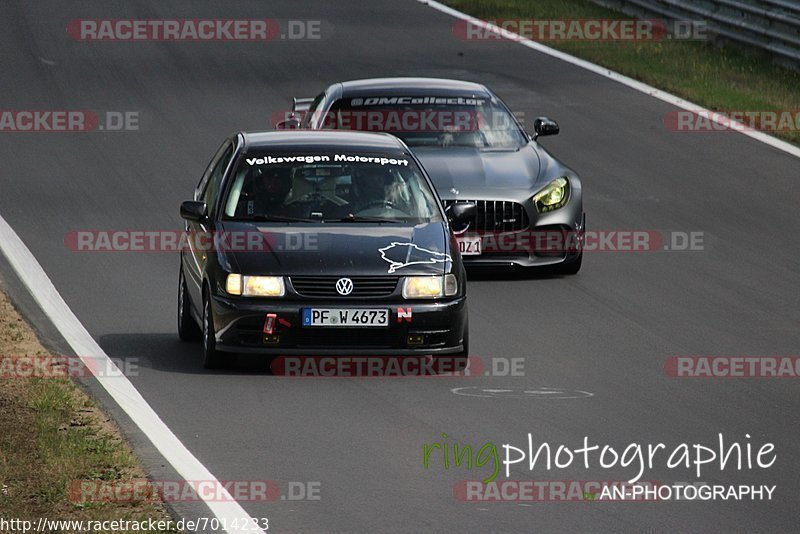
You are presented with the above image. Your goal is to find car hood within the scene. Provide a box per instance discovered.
[412,144,542,200]
[218,221,452,276]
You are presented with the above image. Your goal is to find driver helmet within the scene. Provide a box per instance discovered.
[252,166,292,204]
[352,165,393,205]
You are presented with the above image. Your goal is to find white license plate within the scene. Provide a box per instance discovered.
[456,235,482,255]
[303,308,389,327]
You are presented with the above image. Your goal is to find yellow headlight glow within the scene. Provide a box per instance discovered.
[533,177,570,213]
[226,274,284,297]
[244,276,285,297]
[403,276,444,299]
[226,274,242,295]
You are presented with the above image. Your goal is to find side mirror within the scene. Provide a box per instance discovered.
[533,117,559,139]
[180,201,207,222]
[446,202,476,231]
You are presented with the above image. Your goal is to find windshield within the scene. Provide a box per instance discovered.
[222,151,443,224]
[323,96,527,149]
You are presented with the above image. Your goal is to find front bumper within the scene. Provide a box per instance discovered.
[452,201,585,268]
[210,294,468,355]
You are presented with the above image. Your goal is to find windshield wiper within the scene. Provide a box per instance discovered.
[228,214,321,223]
[327,215,401,224]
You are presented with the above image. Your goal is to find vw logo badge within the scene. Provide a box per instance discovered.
[335,278,354,296]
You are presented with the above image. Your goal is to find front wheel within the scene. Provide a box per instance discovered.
[202,292,225,369]
[178,267,201,342]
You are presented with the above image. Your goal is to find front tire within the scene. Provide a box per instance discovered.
[178,267,201,342]
[202,291,225,369]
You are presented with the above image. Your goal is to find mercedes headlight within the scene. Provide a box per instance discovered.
[533,177,570,213]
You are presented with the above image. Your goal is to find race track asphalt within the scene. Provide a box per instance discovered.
[0,1,798,532]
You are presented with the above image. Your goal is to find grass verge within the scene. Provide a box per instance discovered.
[442,0,800,145]
[0,290,177,532]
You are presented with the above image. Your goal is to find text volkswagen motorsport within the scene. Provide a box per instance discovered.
[277,78,585,273]
[178,131,472,368]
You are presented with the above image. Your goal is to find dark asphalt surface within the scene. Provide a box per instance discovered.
[1,1,799,532]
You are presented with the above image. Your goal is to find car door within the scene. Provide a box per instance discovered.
[183,140,234,308]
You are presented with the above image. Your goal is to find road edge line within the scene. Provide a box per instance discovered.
[0,214,264,534]
[419,0,800,160]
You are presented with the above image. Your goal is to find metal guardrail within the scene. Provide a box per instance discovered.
[593,0,800,70]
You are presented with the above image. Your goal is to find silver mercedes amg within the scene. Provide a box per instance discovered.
[275,77,585,274]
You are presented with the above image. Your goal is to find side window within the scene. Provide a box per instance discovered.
[196,141,232,200]
[203,144,234,216]
[302,92,326,128]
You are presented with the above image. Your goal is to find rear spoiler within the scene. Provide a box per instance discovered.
[274,97,314,129]
[292,97,315,113]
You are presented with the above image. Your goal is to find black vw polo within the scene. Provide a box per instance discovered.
[178,130,472,368]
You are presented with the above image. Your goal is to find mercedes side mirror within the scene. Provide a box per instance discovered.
[533,117,560,139]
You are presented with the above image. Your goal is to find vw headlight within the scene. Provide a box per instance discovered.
[402,275,458,299]
[533,177,570,213]
[226,274,285,297]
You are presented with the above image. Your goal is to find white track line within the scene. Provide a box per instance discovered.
[419,0,800,160]
[0,215,263,534]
